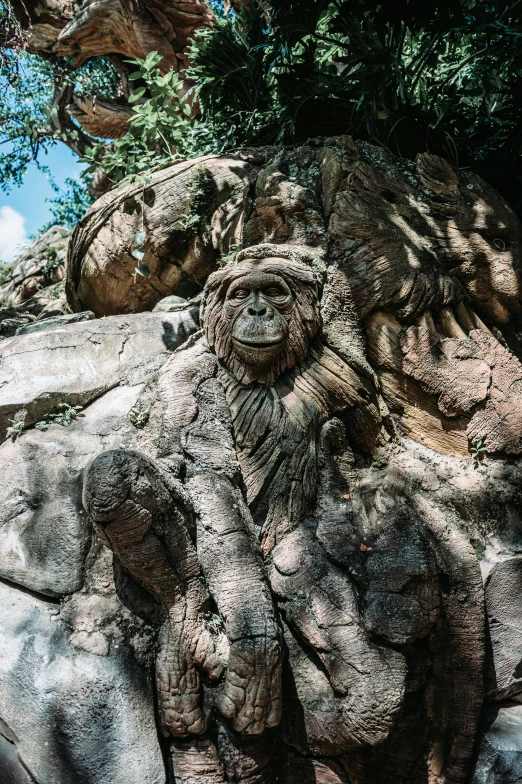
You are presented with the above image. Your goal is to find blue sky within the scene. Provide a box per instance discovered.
[0,143,83,262]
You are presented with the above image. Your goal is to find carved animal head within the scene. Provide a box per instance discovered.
[202,248,322,385]
[324,141,522,324]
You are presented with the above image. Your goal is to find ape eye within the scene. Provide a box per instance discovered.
[493,238,507,251]
[233,289,249,299]
[266,287,283,297]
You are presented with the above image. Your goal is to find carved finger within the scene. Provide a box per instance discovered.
[157,609,206,737]
[218,636,283,734]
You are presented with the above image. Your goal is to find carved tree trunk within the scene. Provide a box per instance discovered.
[2,137,522,784]
[10,0,216,141]
[65,139,522,783]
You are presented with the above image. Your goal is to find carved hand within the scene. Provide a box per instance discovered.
[83,449,223,737]
[187,472,284,735]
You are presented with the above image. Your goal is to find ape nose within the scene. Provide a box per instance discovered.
[248,304,267,316]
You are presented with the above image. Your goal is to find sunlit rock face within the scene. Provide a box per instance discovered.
[0,307,200,783]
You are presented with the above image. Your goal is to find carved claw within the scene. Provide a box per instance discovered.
[217,634,283,735]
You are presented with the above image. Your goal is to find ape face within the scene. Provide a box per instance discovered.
[225,272,294,368]
[203,255,321,385]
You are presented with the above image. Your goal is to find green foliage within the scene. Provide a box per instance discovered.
[129,406,150,428]
[34,403,84,430]
[184,0,522,177]
[6,410,25,441]
[77,1,522,201]
[41,246,61,274]
[4,0,522,225]
[470,438,488,460]
[0,50,120,192]
[0,262,13,285]
[81,52,193,186]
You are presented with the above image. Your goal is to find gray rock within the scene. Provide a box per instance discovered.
[0,307,200,597]
[0,717,33,784]
[152,295,189,311]
[0,579,164,784]
[0,308,199,443]
[485,558,522,700]
[472,703,522,783]
[15,311,95,336]
[0,226,70,309]
[0,384,141,597]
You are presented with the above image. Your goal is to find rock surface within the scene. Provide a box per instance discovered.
[0,578,164,784]
[0,307,199,597]
[0,227,71,338]
[472,703,522,783]
[0,307,199,443]
[15,310,95,336]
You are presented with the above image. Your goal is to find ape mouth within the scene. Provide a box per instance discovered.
[234,337,284,349]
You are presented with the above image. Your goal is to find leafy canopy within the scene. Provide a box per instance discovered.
[85,0,522,204]
[186,0,522,169]
[3,0,522,228]
[81,52,192,187]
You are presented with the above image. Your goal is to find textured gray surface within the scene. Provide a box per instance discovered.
[0,308,199,442]
[0,579,164,784]
[0,308,200,597]
[472,703,522,783]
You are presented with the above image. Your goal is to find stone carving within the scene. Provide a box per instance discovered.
[5,138,522,783]
[82,243,484,782]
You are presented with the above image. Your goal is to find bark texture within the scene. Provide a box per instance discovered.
[3,138,522,783]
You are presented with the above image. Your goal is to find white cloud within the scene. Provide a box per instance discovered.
[0,206,28,263]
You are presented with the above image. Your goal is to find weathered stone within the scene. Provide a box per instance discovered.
[15,310,95,335]
[485,558,522,700]
[0,226,69,309]
[0,308,199,442]
[0,579,164,784]
[153,295,189,312]
[0,384,140,597]
[0,307,199,597]
[472,703,522,783]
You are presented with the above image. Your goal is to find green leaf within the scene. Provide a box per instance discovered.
[129,71,145,80]
[133,230,146,246]
[129,87,147,103]
[135,263,151,277]
[131,248,145,261]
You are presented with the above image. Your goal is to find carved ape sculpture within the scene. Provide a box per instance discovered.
[83,245,484,783]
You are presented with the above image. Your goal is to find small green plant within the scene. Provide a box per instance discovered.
[129,406,149,428]
[46,281,66,300]
[129,228,151,283]
[81,52,193,187]
[202,612,224,636]
[41,246,62,275]
[470,438,487,460]
[35,403,84,430]
[218,243,241,267]
[0,263,13,285]
[6,412,26,441]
